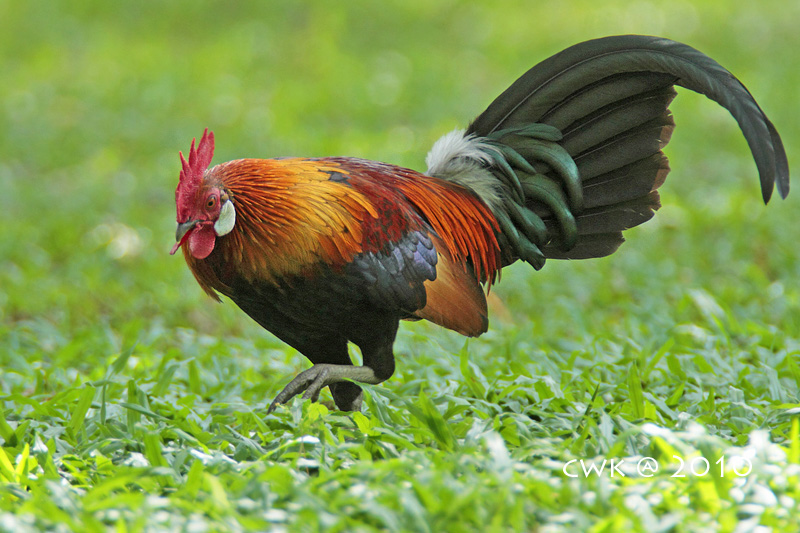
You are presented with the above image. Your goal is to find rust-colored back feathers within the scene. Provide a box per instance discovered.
[392,173,500,284]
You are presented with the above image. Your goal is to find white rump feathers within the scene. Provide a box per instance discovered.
[425,129,504,212]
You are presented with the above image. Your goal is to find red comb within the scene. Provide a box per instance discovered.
[175,129,215,221]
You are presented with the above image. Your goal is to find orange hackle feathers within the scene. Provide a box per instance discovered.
[186,158,382,291]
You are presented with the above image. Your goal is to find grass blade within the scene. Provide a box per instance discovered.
[68,385,96,437]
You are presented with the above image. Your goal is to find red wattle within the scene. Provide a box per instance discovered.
[189,224,216,259]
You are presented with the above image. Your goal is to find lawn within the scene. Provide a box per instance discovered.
[1,1,799,531]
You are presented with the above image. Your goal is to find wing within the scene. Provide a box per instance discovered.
[345,229,438,314]
[333,158,503,336]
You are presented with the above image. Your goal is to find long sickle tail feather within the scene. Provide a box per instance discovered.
[427,35,790,268]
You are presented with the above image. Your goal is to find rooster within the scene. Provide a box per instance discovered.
[170,36,789,413]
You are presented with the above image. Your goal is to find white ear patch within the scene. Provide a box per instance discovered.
[214,200,236,236]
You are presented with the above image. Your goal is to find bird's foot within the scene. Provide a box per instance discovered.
[267,365,332,413]
[267,364,377,413]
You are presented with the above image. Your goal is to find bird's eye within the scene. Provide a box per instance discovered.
[207,196,217,209]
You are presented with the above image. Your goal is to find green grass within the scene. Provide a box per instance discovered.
[2,0,800,530]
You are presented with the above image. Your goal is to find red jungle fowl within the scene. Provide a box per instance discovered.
[170,36,790,412]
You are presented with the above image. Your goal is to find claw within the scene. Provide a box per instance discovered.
[266,363,383,413]
[267,366,330,413]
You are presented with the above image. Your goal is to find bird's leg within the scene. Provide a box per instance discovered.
[267,319,398,413]
[267,364,386,413]
[268,336,363,412]
[329,382,364,412]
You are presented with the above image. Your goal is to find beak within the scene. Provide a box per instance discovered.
[170,220,199,255]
